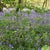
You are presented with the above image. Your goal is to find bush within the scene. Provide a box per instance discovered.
[0,16,50,50]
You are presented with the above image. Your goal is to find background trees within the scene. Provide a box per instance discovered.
[0,0,50,12]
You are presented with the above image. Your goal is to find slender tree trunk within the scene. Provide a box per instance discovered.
[16,0,22,12]
[42,0,47,8]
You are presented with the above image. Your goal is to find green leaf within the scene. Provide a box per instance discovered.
[41,45,48,50]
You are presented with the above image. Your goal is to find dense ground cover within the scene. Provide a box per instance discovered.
[0,8,50,50]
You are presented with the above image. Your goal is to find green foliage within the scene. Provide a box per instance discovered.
[4,12,14,17]
[0,16,50,50]
[41,45,48,50]
[24,5,48,13]
[0,45,10,50]
[46,46,50,50]
[0,0,50,50]
[33,6,48,13]
[41,45,50,50]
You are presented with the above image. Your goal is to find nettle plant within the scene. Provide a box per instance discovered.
[0,16,50,50]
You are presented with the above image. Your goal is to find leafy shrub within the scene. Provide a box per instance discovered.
[25,5,49,13]
[33,7,48,13]
[0,16,50,50]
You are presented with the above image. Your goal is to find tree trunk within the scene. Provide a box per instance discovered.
[42,0,47,8]
[16,0,22,12]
